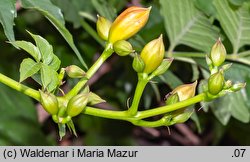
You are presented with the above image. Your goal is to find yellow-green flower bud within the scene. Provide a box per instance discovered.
[208,71,225,95]
[65,65,85,78]
[96,15,112,41]
[140,34,165,73]
[113,40,134,56]
[132,54,145,73]
[210,38,226,67]
[152,58,173,76]
[108,6,151,43]
[66,94,88,117]
[171,81,197,101]
[39,90,59,115]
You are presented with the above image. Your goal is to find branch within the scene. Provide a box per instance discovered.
[0,73,40,101]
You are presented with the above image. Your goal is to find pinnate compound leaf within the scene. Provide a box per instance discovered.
[0,0,16,42]
[213,0,250,54]
[20,0,88,69]
[10,41,41,62]
[160,0,219,53]
[19,58,41,82]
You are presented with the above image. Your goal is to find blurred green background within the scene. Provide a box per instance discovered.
[0,0,250,145]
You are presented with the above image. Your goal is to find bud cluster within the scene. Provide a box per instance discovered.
[205,38,246,97]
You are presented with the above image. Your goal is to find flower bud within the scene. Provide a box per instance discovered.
[66,94,89,117]
[39,90,59,115]
[224,80,232,89]
[152,58,173,76]
[171,81,197,101]
[210,38,226,67]
[171,107,194,124]
[108,6,151,43]
[96,15,112,41]
[132,53,145,73]
[140,35,165,73]
[65,65,85,78]
[165,93,179,105]
[230,82,246,92]
[221,63,232,71]
[113,40,134,56]
[208,71,224,95]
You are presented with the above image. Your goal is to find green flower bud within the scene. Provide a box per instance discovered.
[171,81,197,101]
[230,82,246,92]
[221,63,232,71]
[208,71,225,95]
[152,58,173,76]
[66,94,89,117]
[140,34,165,73]
[165,93,179,105]
[171,107,193,124]
[113,40,134,56]
[39,90,59,115]
[65,65,85,78]
[132,54,145,73]
[96,15,112,41]
[210,38,226,67]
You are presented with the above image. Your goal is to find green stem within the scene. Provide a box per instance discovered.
[84,107,131,120]
[65,43,114,99]
[0,73,40,101]
[84,93,206,121]
[135,93,205,119]
[128,73,148,116]
[131,118,168,127]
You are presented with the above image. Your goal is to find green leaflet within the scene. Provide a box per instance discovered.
[19,58,41,82]
[160,0,219,53]
[0,0,16,42]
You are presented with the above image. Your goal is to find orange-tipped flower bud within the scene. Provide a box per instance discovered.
[108,6,151,43]
[210,38,226,67]
[96,15,112,41]
[140,35,165,73]
[171,81,197,101]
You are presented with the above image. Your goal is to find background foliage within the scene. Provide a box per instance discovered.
[0,0,250,145]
